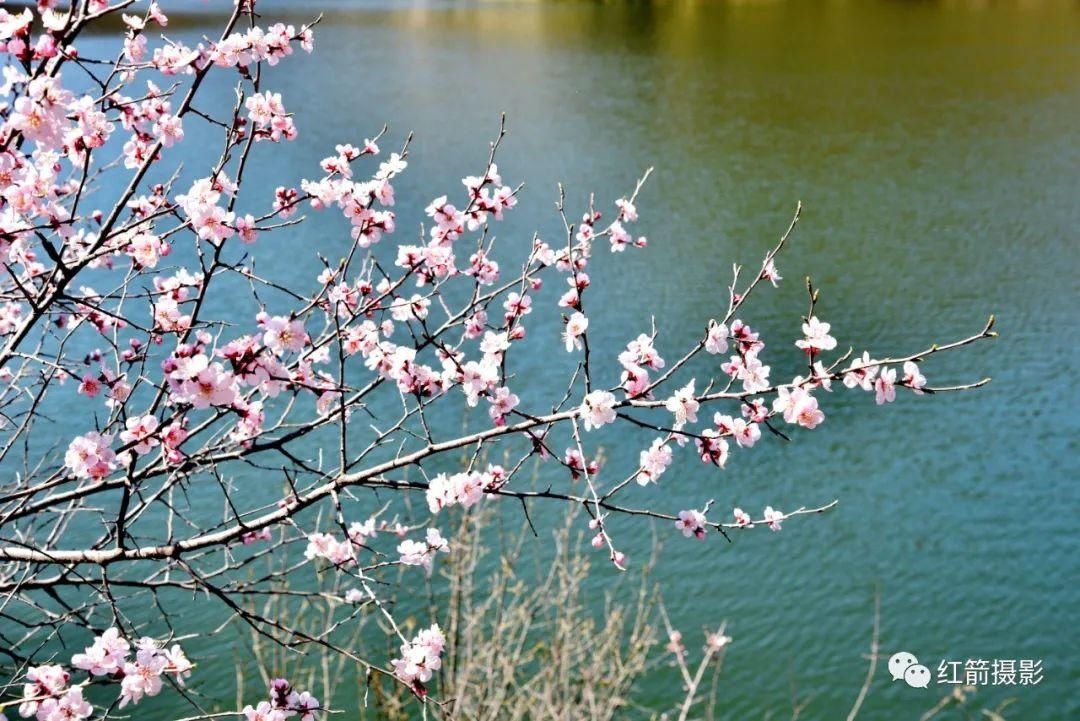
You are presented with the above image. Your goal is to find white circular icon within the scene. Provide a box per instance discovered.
[888,651,919,682]
[903,664,932,689]
[889,651,930,688]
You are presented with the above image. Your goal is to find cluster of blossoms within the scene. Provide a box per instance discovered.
[425,465,506,513]
[571,195,647,254]
[732,506,785,532]
[241,679,319,721]
[63,431,116,480]
[245,91,296,142]
[665,627,732,659]
[140,13,312,77]
[176,177,238,245]
[672,505,789,539]
[564,276,937,551]
[397,527,451,574]
[303,517,449,576]
[564,447,602,480]
[637,438,673,485]
[207,22,313,69]
[15,628,190,720]
[390,625,446,694]
[300,148,402,247]
[0,1,314,287]
[618,332,665,397]
[845,355,927,405]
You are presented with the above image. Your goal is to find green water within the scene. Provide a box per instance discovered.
[25,0,1080,718]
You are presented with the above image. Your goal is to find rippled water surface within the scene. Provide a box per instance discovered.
[61,0,1080,717]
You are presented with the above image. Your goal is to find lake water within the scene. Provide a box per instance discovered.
[46,0,1080,718]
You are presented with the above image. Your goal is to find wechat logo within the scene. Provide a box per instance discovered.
[889,651,931,689]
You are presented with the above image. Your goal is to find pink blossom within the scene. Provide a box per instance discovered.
[425,195,465,240]
[391,624,446,687]
[243,701,287,721]
[235,214,259,243]
[730,319,764,355]
[579,390,617,431]
[0,302,25,335]
[72,627,130,676]
[64,432,116,479]
[715,414,761,448]
[261,315,308,355]
[795,316,837,355]
[456,358,499,407]
[564,448,600,480]
[733,508,753,527]
[695,430,729,467]
[76,374,101,398]
[152,113,183,147]
[119,639,167,707]
[426,470,492,513]
[177,362,238,409]
[479,331,510,360]
[126,232,169,269]
[738,354,772,393]
[467,249,500,285]
[19,665,70,718]
[875,365,897,405]
[119,415,159,455]
[666,630,685,656]
[487,386,519,425]
[348,519,377,545]
[389,294,430,322]
[397,528,449,574]
[303,533,355,566]
[620,363,651,398]
[245,91,296,142]
[608,220,632,252]
[177,178,235,245]
[161,421,188,459]
[742,397,769,423]
[794,394,825,429]
[377,152,407,180]
[288,691,319,721]
[105,379,132,410]
[503,291,531,321]
[618,333,664,371]
[563,312,588,352]
[704,321,729,355]
[232,400,266,442]
[762,506,784,531]
[637,439,672,485]
[242,528,272,545]
[843,351,879,391]
[706,631,733,652]
[35,687,92,721]
[761,258,782,286]
[810,360,833,391]
[164,644,192,686]
[664,379,699,431]
[902,360,926,394]
[675,509,708,540]
[772,386,824,429]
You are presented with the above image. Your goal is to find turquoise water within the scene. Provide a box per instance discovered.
[10,1,1080,718]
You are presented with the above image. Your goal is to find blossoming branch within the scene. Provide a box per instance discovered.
[0,1,995,717]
